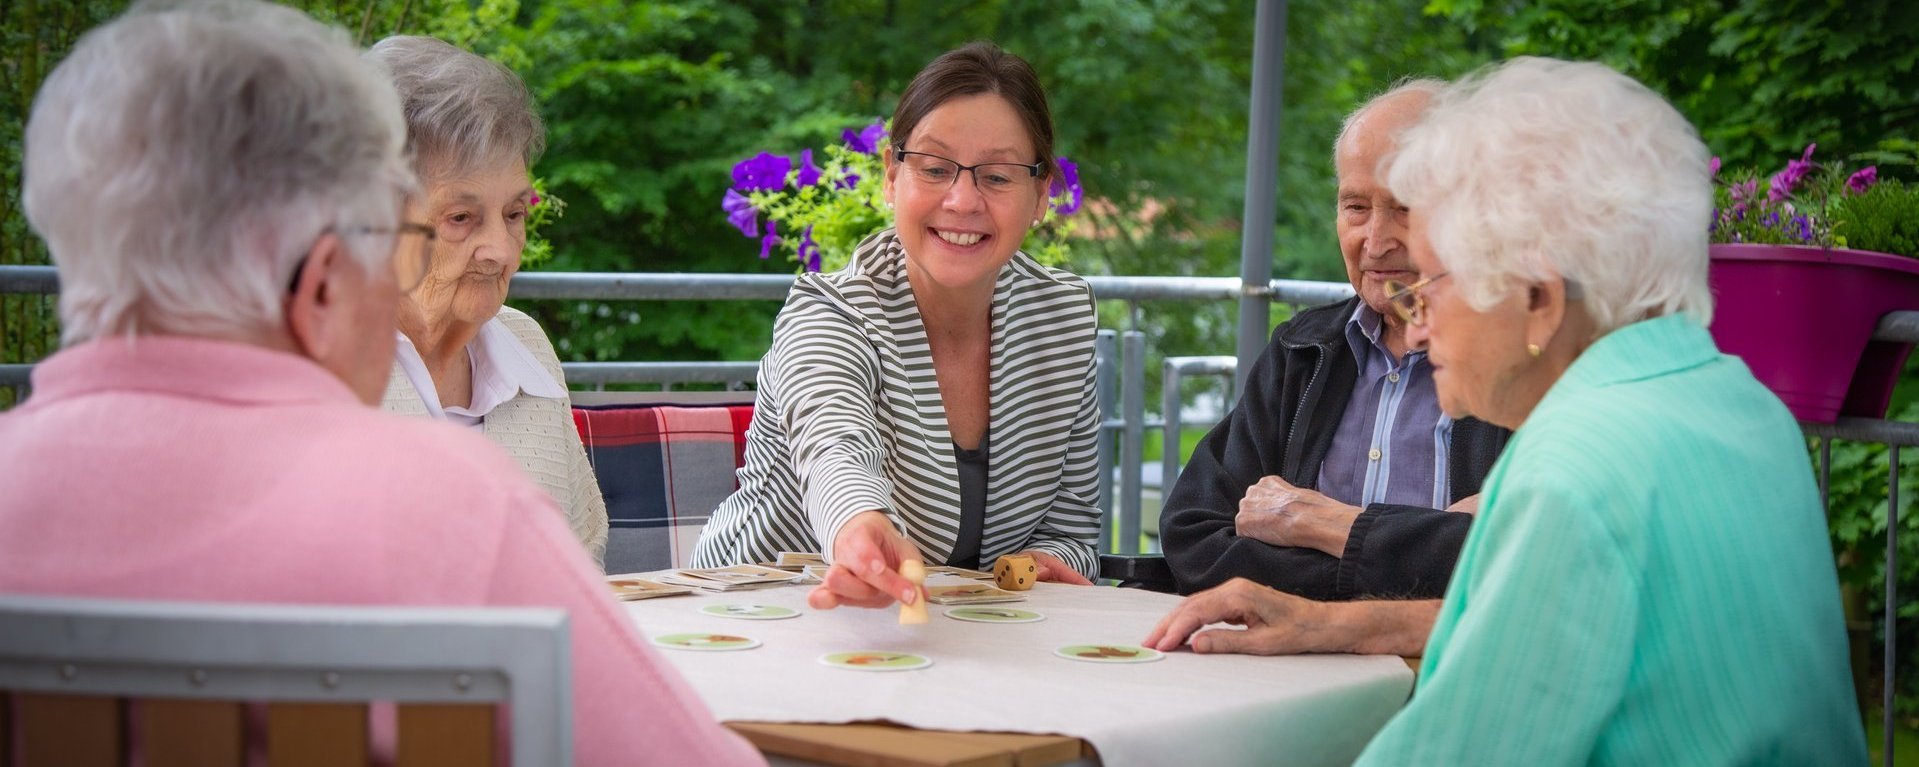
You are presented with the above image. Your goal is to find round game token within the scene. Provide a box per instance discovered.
[1053,644,1164,663]
[819,651,933,671]
[701,603,800,620]
[944,607,1045,624]
[652,633,761,652]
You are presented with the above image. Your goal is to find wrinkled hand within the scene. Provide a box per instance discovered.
[808,511,923,610]
[1141,578,1346,655]
[1234,476,1362,557]
[1447,493,1482,515]
[1020,549,1093,585]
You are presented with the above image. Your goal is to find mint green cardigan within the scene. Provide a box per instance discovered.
[1358,314,1866,765]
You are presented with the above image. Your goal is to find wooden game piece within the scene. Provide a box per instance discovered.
[993,554,1037,591]
[898,560,928,624]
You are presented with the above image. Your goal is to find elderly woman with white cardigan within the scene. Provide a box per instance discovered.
[368,36,608,564]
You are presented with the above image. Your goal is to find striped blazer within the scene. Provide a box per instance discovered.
[690,229,1103,577]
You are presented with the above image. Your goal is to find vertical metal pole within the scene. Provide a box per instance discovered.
[1161,360,1184,551]
[1887,444,1900,767]
[1120,331,1147,555]
[1095,330,1119,551]
[1819,438,1831,508]
[1234,0,1288,389]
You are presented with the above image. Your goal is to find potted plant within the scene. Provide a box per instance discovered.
[1709,145,1919,423]
[719,118,1083,274]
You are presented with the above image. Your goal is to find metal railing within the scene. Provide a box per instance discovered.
[3,263,1916,756]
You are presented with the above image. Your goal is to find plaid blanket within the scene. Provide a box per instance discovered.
[573,402,753,574]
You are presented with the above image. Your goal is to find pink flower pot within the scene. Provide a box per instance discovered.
[1708,243,1919,423]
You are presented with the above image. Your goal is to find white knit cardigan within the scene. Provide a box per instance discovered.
[382,306,609,565]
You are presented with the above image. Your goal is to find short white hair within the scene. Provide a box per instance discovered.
[365,36,544,181]
[23,0,413,344]
[1385,57,1714,333]
[1334,77,1446,169]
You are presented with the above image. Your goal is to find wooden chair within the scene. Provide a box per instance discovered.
[0,595,570,766]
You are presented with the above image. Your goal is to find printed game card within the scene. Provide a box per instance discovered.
[700,603,800,620]
[819,651,933,671]
[1053,644,1164,663]
[605,577,693,601]
[924,583,1026,605]
[651,633,762,652]
[944,607,1045,624]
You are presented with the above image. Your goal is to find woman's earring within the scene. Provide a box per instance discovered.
[1032,218,1042,227]
[1527,343,1542,358]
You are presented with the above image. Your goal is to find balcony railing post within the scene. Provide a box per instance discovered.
[1888,444,1901,767]
[1095,330,1119,552]
[1120,331,1146,555]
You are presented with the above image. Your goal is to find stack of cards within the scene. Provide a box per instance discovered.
[605,576,694,601]
[656,564,800,593]
[926,565,995,580]
[923,583,1026,605]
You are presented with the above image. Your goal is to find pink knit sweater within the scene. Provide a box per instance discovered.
[0,335,763,766]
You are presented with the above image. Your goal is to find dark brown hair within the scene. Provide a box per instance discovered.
[890,41,1056,180]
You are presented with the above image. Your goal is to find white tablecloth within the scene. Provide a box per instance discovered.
[623,577,1412,767]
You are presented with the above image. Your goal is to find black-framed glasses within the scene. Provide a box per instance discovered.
[1382,272,1449,327]
[894,148,1044,197]
[286,222,437,294]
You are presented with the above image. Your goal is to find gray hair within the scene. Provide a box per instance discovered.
[1333,77,1447,169]
[23,0,412,344]
[364,36,544,180]
[1385,57,1713,333]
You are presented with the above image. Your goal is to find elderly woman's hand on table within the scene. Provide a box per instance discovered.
[809,511,925,610]
[1144,578,1438,657]
[1234,476,1363,558]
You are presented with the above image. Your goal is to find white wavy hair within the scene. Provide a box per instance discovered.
[1385,57,1714,333]
[1333,77,1446,169]
[364,35,544,181]
[23,0,413,344]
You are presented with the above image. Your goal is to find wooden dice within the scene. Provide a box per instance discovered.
[993,554,1037,591]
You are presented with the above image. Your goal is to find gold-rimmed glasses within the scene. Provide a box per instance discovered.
[894,148,1044,198]
[287,222,437,294]
[1382,272,1449,327]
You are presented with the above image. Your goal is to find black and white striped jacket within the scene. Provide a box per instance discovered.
[690,229,1102,577]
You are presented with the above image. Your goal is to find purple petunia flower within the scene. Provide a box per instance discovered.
[798,224,821,273]
[1710,156,1721,177]
[1767,143,1818,202]
[1049,157,1083,216]
[758,220,780,260]
[842,119,886,155]
[1847,166,1878,195]
[733,152,792,193]
[722,189,757,238]
[531,193,543,207]
[834,172,861,191]
[1789,215,1813,242]
[1730,179,1758,202]
[797,149,822,188]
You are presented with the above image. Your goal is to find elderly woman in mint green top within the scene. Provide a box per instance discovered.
[1147,57,1865,764]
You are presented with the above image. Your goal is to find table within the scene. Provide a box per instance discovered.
[624,578,1413,767]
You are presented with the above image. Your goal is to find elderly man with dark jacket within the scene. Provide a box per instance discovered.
[1161,80,1510,600]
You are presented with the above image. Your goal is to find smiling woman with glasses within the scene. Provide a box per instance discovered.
[692,42,1104,609]
[365,35,610,567]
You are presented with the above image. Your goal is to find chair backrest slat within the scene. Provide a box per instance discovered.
[267,703,370,767]
[397,704,496,767]
[0,596,571,766]
[143,698,243,767]
[15,693,121,767]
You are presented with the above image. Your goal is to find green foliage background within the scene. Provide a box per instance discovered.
[4,0,1916,724]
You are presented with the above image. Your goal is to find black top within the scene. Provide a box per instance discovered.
[947,430,989,570]
[1159,296,1512,600]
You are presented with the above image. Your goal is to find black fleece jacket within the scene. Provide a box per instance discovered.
[1160,296,1511,600]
